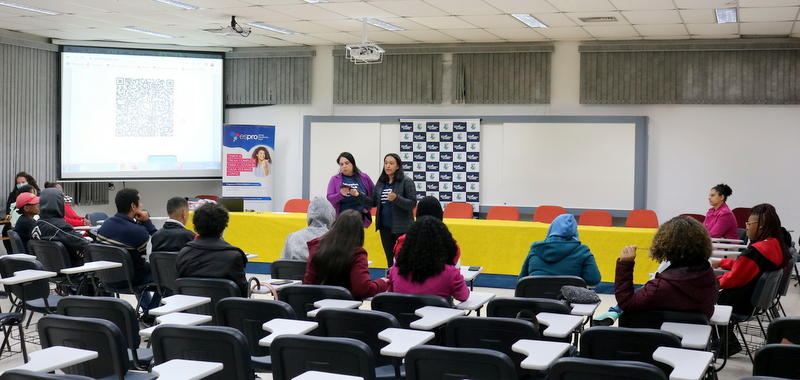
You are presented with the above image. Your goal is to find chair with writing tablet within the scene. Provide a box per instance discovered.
[548,357,667,380]
[149,251,179,297]
[6,230,26,254]
[486,206,519,221]
[215,297,296,372]
[270,259,307,281]
[486,297,573,343]
[578,210,613,227]
[27,240,82,295]
[766,316,800,344]
[57,296,153,371]
[0,256,63,327]
[0,370,95,379]
[515,275,587,300]
[85,212,108,226]
[270,335,376,380]
[532,205,566,224]
[151,325,253,380]
[405,346,517,380]
[84,244,155,314]
[173,277,241,324]
[753,344,800,379]
[277,284,352,321]
[731,269,783,362]
[580,326,682,378]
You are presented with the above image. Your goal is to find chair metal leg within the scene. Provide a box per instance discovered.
[734,321,754,363]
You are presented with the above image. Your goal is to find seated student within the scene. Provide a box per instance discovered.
[176,202,249,297]
[12,192,39,249]
[151,197,196,252]
[30,188,88,267]
[716,203,790,313]
[518,213,601,286]
[392,196,461,266]
[615,216,718,318]
[304,209,387,300]
[389,216,469,302]
[43,182,90,227]
[280,196,335,260]
[8,185,36,228]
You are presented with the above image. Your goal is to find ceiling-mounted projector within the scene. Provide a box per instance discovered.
[345,43,384,64]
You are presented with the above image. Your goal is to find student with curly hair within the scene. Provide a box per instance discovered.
[388,216,469,302]
[615,216,718,317]
[303,209,387,299]
[704,183,738,239]
[176,202,248,297]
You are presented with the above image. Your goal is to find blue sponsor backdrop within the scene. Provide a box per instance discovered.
[400,119,480,211]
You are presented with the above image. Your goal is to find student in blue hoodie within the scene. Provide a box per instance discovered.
[518,213,601,286]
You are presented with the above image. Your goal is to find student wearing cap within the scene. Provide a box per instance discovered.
[8,185,36,228]
[12,192,40,248]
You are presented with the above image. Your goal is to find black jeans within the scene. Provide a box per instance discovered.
[379,227,399,268]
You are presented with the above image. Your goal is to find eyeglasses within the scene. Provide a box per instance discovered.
[745,221,759,226]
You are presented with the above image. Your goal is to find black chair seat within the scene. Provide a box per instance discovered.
[251,355,271,372]
[25,295,65,314]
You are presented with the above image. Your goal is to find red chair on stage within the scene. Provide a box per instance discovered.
[532,205,567,224]
[487,206,520,221]
[578,210,613,227]
[283,199,311,213]
[443,202,474,219]
[625,210,659,228]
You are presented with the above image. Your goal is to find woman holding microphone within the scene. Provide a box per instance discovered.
[326,152,374,227]
[356,153,416,268]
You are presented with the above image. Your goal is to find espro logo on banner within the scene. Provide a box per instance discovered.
[231,132,268,142]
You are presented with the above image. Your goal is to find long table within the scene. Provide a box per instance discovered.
[196,212,660,284]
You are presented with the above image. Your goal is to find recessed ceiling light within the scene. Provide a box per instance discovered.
[511,14,547,28]
[579,16,618,23]
[366,19,404,31]
[120,26,178,38]
[715,8,737,23]
[152,0,201,10]
[0,1,61,15]
[246,22,299,35]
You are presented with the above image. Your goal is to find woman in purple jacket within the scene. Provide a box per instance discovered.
[326,152,374,228]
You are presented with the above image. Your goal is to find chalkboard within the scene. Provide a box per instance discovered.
[304,116,647,215]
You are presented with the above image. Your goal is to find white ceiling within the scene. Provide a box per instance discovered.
[1,0,800,48]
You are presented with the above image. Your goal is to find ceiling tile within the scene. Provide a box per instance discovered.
[364,30,417,43]
[208,7,300,22]
[174,0,252,8]
[62,0,138,13]
[484,0,559,13]
[439,28,505,41]
[316,2,396,19]
[634,24,688,36]
[545,0,617,13]
[609,0,677,11]
[533,13,578,27]
[686,22,739,35]
[679,9,716,24]
[582,25,640,38]
[485,27,546,40]
[457,15,522,29]
[739,7,799,22]
[393,29,460,42]
[366,17,430,30]
[369,1,448,17]
[621,10,682,24]
[406,16,476,29]
[262,4,348,20]
[534,26,593,39]
[564,12,630,25]
[739,21,793,35]
[313,18,367,32]
[270,33,341,44]
[740,0,800,7]
[673,0,737,9]
[307,31,363,44]
[258,21,336,33]
[422,0,503,16]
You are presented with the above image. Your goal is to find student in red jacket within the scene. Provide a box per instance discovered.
[304,209,387,299]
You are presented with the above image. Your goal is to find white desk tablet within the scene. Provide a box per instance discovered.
[292,371,363,380]
[150,295,211,316]
[652,346,713,380]
[660,322,712,349]
[10,346,97,373]
[139,313,213,338]
[151,359,223,380]
[460,266,483,282]
[377,328,435,357]
[569,303,600,316]
[711,250,741,259]
[245,253,257,260]
[306,299,363,318]
[535,312,583,339]
[259,319,318,347]
[710,305,732,326]
[410,306,466,330]
[60,260,122,274]
[512,339,571,370]
[711,243,747,251]
[455,292,495,311]
[710,238,744,244]
[0,270,56,285]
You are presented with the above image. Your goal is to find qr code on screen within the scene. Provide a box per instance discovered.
[115,77,174,137]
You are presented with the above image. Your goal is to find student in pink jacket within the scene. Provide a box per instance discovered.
[388,216,469,302]
[703,183,738,239]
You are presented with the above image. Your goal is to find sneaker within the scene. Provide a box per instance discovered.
[592,311,619,326]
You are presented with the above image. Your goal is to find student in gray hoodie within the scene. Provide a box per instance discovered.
[280,196,335,260]
[30,188,88,267]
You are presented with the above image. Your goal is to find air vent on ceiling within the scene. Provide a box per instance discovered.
[579,17,618,23]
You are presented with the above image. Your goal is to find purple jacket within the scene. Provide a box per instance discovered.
[326,172,375,228]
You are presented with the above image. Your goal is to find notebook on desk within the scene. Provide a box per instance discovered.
[217,198,244,212]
